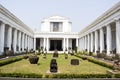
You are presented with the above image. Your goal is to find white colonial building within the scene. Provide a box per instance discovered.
[34,15,79,53]
[0,1,120,55]
[78,2,120,55]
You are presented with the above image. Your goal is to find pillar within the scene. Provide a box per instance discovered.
[43,38,46,51]
[100,28,104,53]
[106,24,111,55]
[76,38,78,47]
[18,31,21,52]
[7,26,12,50]
[84,36,86,50]
[95,30,98,53]
[34,38,36,51]
[87,34,90,52]
[0,22,5,53]
[116,19,120,54]
[46,37,49,52]
[66,38,68,50]
[63,38,65,51]
[22,33,25,51]
[91,32,93,52]
[13,29,17,52]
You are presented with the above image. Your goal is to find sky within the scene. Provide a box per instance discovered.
[0,0,120,32]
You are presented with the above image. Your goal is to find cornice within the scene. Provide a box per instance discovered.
[79,1,120,35]
[35,32,79,35]
[0,5,34,34]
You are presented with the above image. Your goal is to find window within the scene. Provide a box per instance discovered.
[50,22,62,32]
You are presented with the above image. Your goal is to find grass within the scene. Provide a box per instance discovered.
[0,54,110,75]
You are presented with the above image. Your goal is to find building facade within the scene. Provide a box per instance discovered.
[34,15,79,53]
[78,2,120,55]
[0,1,120,55]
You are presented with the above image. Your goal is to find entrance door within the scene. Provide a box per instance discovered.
[50,40,62,51]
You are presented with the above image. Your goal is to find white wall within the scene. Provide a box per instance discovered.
[41,15,72,32]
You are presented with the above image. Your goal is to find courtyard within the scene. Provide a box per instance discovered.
[0,53,112,78]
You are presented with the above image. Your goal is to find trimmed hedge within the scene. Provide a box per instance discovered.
[75,55,113,69]
[87,57,113,69]
[0,73,42,78]
[0,56,24,66]
[114,74,120,78]
[45,74,111,78]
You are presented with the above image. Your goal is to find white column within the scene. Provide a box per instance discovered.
[116,19,120,54]
[100,28,104,53]
[32,38,34,50]
[66,38,68,50]
[84,36,86,50]
[22,33,25,51]
[34,38,36,51]
[18,31,21,52]
[27,36,29,51]
[46,37,49,52]
[43,38,46,51]
[95,30,98,53]
[63,38,65,51]
[25,35,27,50]
[7,26,12,50]
[106,24,111,55]
[87,34,90,52]
[13,29,17,52]
[76,38,78,47]
[0,22,5,53]
[91,32,93,52]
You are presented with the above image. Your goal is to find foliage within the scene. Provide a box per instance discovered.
[87,58,113,69]
[75,55,113,69]
[0,56,23,66]
[0,73,42,78]
[45,74,111,78]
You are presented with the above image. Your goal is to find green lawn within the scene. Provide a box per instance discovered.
[0,54,110,75]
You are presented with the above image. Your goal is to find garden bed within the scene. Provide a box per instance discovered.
[0,54,114,78]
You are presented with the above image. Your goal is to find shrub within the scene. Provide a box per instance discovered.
[87,58,113,69]
[29,56,39,64]
[75,55,113,69]
[23,55,29,59]
[0,56,24,66]
[45,74,111,78]
[114,74,120,78]
[0,73,42,78]
[97,53,106,58]
[104,56,113,61]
